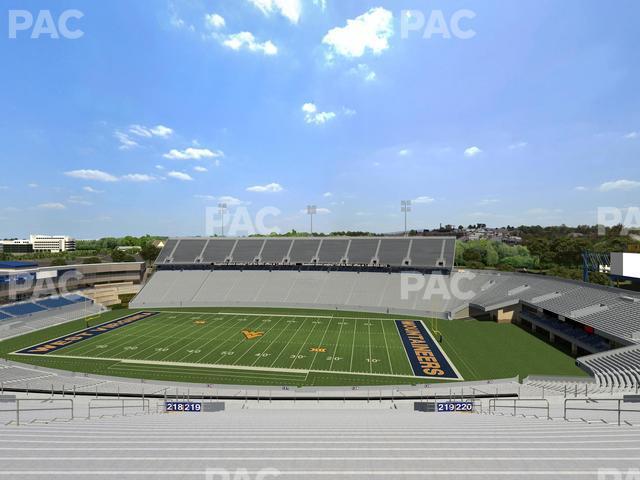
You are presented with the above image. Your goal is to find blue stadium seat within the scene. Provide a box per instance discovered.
[36,297,73,309]
[1,302,47,316]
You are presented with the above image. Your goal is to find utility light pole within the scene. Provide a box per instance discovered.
[218,202,227,237]
[307,205,317,235]
[401,200,412,236]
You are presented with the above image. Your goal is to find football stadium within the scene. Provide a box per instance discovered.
[3,0,640,478]
[1,236,640,478]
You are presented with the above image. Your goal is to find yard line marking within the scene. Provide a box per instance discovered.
[349,318,358,372]
[231,316,287,365]
[174,314,240,363]
[308,317,334,372]
[154,314,235,362]
[248,315,298,367]
[378,319,395,375]
[329,315,346,371]
[287,317,320,369]
[196,315,269,365]
[268,315,308,368]
[135,315,203,361]
[367,319,373,374]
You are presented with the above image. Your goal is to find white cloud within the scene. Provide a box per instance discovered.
[65,169,119,182]
[163,147,224,160]
[193,194,215,201]
[205,13,226,29]
[624,131,638,139]
[413,196,434,204]
[168,171,194,181]
[122,174,156,182]
[155,165,165,170]
[508,141,528,150]
[194,166,208,172]
[478,198,499,205]
[37,202,66,210]
[574,186,588,192]
[247,0,302,24]
[68,196,93,206]
[323,192,333,197]
[222,32,278,55]
[169,4,195,32]
[464,146,482,157]
[114,131,139,150]
[348,63,376,82]
[302,103,336,125]
[129,124,173,138]
[28,183,38,188]
[398,149,411,156]
[219,195,250,206]
[82,186,103,193]
[598,179,640,192]
[246,182,283,193]
[322,7,393,59]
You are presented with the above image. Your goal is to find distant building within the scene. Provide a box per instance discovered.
[29,235,76,252]
[0,239,34,253]
[0,235,76,254]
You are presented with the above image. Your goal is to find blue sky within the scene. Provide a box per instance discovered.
[1,0,639,238]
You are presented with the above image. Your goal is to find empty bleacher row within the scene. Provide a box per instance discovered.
[131,269,490,318]
[579,344,640,389]
[0,408,639,478]
[156,236,456,269]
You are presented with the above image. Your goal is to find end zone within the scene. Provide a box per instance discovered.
[395,320,463,380]
[14,311,158,355]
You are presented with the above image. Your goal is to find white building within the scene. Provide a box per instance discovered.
[29,235,76,252]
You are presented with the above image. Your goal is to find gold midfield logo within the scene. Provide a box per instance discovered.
[193,320,206,325]
[242,330,264,340]
[310,347,326,353]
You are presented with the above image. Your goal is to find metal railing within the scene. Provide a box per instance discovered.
[564,398,640,426]
[488,398,550,420]
[88,398,150,419]
[0,398,74,426]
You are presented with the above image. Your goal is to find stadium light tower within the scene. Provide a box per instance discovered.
[307,205,317,235]
[218,202,227,237]
[401,200,412,236]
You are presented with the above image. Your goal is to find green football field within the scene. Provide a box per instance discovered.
[0,307,588,386]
